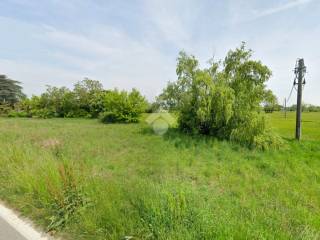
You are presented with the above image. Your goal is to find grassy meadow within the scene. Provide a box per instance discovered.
[0,112,319,239]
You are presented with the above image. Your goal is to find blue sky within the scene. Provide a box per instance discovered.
[0,0,319,104]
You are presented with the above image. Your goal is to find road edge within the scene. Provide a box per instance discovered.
[0,203,51,240]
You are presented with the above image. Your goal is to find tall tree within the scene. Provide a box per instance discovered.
[159,43,282,149]
[73,78,104,115]
[0,75,25,105]
[263,89,278,112]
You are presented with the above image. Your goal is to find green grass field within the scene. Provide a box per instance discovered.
[0,112,319,239]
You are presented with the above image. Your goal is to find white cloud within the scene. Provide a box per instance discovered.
[41,26,117,57]
[142,0,203,51]
[228,0,315,24]
[253,0,313,19]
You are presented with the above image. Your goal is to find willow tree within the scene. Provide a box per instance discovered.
[0,75,25,105]
[159,43,282,149]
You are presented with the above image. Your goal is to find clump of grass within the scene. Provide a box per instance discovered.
[46,163,88,232]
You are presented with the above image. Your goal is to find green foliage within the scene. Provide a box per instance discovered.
[73,78,104,117]
[7,110,31,118]
[263,89,278,113]
[100,89,148,123]
[161,43,281,149]
[178,71,234,136]
[11,78,104,118]
[10,78,147,122]
[253,130,284,150]
[145,101,161,113]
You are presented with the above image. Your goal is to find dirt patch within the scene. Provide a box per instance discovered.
[40,139,61,149]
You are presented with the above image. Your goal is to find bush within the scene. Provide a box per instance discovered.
[31,108,54,118]
[7,110,31,118]
[100,89,147,124]
[253,131,284,150]
[99,111,120,123]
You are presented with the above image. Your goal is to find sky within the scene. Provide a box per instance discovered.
[0,0,319,105]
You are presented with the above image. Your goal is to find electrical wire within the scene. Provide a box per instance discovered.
[286,84,295,103]
[284,59,299,107]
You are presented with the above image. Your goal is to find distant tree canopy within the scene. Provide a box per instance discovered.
[287,103,320,112]
[0,75,25,105]
[263,90,279,113]
[158,43,282,149]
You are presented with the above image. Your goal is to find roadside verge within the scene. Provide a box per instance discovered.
[0,203,51,240]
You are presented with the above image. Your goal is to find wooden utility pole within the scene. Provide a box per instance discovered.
[295,58,305,140]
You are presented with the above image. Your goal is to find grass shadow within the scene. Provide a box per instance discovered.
[282,137,296,142]
[163,128,213,149]
[140,126,249,152]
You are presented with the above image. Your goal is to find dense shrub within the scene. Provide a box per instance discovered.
[7,110,31,118]
[99,89,148,123]
[160,43,282,149]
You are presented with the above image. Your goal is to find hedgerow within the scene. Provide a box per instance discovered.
[7,79,147,123]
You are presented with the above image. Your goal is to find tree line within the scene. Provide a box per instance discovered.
[0,77,148,123]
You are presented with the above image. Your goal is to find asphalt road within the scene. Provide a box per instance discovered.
[0,217,26,240]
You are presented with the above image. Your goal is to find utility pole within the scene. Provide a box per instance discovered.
[295,58,306,140]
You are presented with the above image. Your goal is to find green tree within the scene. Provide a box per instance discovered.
[161,43,282,149]
[158,52,199,111]
[0,75,25,105]
[73,78,104,117]
[157,82,181,110]
[263,90,278,113]
[41,86,72,117]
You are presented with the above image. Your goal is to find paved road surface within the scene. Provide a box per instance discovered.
[0,217,26,240]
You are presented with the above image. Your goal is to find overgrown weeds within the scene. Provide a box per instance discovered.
[46,163,88,232]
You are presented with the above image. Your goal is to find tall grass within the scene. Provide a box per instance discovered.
[0,113,319,239]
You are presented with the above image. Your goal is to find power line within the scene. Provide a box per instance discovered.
[286,84,295,103]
